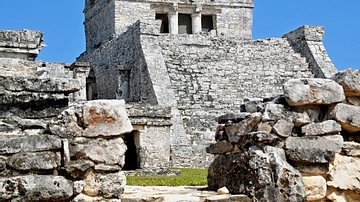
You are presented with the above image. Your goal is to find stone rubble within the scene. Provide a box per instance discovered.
[207,69,360,201]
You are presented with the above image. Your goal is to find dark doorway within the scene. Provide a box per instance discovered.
[178,14,192,34]
[123,131,139,170]
[202,15,214,32]
[156,13,169,33]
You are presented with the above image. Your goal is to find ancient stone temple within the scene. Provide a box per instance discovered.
[76,0,337,168]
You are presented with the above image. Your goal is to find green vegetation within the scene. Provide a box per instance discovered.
[126,168,208,186]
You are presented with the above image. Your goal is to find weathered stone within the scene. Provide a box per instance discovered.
[301,120,341,136]
[243,98,263,113]
[285,135,343,163]
[49,108,84,138]
[225,113,261,143]
[330,103,360,133]
[4,116,48,129]
[0,122,14,132]
[272,119,294,137]
[332,68,360,96]
[208,146,306,201]
[83,171,126,198]
[342,141,360,157]
[83,100,133,137]
[206,141,234,154]
[328,154,360,193]
[262,103,287,121]
[0,156,6,172]
[347,96,360,106]
[74,180,85,194]
[256,122,272,133]
[248,131,280,144]
[215,113,251,124]
[217,186,229,194]
[289,110,311,127]
[292,162,329,175]
[303,176,327,201]
[7,151,61,171]
[94,164,121,172]
[0,134,62,154]
[71,137,127,166]
[1,77,80,93]
[0,175,73,201]
[326,187,360,202]
[283,78,345,106]
[66,160,95,179]
[50,100,133,138]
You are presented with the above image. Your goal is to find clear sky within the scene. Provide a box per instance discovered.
[0,0,359,70]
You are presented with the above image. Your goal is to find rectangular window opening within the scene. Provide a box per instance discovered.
[202,15,214,32]
[178,14,192,34]
[155,13,169,33]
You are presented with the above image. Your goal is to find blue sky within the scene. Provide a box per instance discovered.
[0,0,359,70]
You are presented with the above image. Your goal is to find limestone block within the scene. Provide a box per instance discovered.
[289,111,311,127]
[301,120,341,136]
[94,164,121,172]
[283,78,345,106]
[82,100,133,137]
[303,176,326,201]
[74,180,85,194]
[285,135,343,163]
[208,146,306,201]
[0,175,73,201]
[257,122,272,133]
[326,187,360,202]
[49,108,84,138]
[332,68,360,96]
[272,119,294,137]
[206,141,234,154]
[83,171,126,198]
[50,100,133,138]
[243,98,263,113]
[0,134,62,154]
[66,160,94,179]
[292,162,329,175]
[262,103,287,121]
[70,137,127,166]
[330,103,360,133]
[342,141,360,157]
[328,154,360,193]
[2,77,80,93]
[7,151,61,171]
[225,113,261,143]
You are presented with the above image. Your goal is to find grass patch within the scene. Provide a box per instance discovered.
[126,168,208,186]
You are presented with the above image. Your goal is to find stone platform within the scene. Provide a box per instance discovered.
[121,186,251,202]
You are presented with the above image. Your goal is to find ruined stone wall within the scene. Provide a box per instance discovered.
[207,69,360,201]
[216,7,252,39]
[84,0,116,50]
[158,34,315,167]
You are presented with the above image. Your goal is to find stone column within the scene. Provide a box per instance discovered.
[192,12,202,34]
[168,10,178,34]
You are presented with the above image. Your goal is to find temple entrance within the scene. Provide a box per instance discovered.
[123,131,140,170]
[178,14,192,34]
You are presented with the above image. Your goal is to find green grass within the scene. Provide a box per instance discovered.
[126,168,208,186]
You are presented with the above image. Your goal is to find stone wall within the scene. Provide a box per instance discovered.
[158,33,315,167]
[0,30,45,60]
[207,69,360,201]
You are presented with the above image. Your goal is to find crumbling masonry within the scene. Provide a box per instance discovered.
[2,0,360,201]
